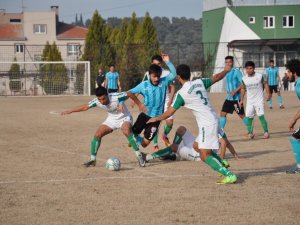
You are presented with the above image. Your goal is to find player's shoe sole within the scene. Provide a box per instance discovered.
[216,174,237,184]
[83,160,96,167]
[161,134,171,147]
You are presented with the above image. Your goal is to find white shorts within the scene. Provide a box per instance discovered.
[246,102,265,118]
[196,123,220,150]
[103,115,133,130]
[176,130,200,161]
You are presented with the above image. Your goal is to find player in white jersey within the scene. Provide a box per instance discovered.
[61,86,146,167]
[239,61,271,139]
[147,64,237,184]
[132,55,176,151]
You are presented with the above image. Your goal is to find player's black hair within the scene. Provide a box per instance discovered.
[149,64,162,76]
[109,64,115,68]
[95,86,108,97]
[286,59,300,77]
[225,56,234,61]
[270,59,274,63]
[176,64,191,80]
[151,55,163,63]
[245,61,255,68]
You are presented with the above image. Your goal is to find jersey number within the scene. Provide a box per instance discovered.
[196,90,208,105]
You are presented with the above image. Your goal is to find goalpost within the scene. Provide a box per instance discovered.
[0,61,90,96]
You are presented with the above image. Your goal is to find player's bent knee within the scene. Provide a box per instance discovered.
[177,126,186,135]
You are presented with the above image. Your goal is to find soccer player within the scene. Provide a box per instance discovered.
[61,86,146,167]
[285,59,300,174]
[265,59,284,109]
[127,54,176,150]
[141,54,176,151]
[104,65,121,93]
[239,61,271,139]
[146,126,242,164]
[219,56,248,131]
[147,64,238,184]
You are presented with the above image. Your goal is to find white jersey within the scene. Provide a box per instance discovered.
[176,130,200,161]
[88,92,131,120]
[242,72,265,105]
[172,79,218,126]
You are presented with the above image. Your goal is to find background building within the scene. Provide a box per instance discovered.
[202,0,300,91]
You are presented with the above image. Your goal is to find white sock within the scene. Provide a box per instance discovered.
[90,155,96,161]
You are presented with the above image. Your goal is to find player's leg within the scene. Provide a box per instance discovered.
[235,101,248,130]
[121,120,146,167]
[245,104,255,139]
[256,104,269,138]
[286,130,300,173]
[219,100,232,129]
[84,124,113,167]
[276,88,284,108]
[268,86,274,109]
[196,124,237,184]
[132,113,151,147]
[161,118,173,146]
[142,119,161,148]
[152,132,159,151]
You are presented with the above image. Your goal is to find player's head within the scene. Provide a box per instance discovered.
[244,61,255,76]
[151,55,163,66]
[176,64,191,82]
[225,56,234,68]
[109,65,115,72]
[285,59,300,82]
[149,64,162,86]
[95,86,109,105]
[269,59,275,67]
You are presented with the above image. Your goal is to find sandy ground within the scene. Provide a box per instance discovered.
[0,91,300,225]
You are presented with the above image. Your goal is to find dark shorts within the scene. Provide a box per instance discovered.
[132,113,161,141]
[108,89,118,93]
[221,100,245,115]
[269,85,278,94]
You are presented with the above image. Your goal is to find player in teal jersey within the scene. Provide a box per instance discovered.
[285,59,300,174]
[127,54,176,149]
[61,86,146,167]
[147,64,238,184]
[265,60,284,109]
[104,65,121,93]
[219,56,248,132]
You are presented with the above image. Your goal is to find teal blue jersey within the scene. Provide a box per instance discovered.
[296,77,300,100]
[225,67,243,101]
[128,61,176,117]
[105,72,119,89]
[266,67,279,86]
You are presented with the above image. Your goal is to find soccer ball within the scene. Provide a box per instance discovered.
[105,157,121,171]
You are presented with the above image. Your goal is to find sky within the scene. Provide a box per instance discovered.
[0,0,204,23]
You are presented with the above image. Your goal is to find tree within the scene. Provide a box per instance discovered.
[9,57,21,92]
[40,42,68,95]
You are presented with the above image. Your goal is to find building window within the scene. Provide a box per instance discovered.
[10,19,21,23]
[33,24,47,34]
[15,44,24,53]
[67,44,80,56]
[283,15,294,28]
[263,16,275,28]
[249,17,255,24]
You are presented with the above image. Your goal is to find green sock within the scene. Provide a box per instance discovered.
[258,115,268,133]
[172,132,183,145]
[153,132,158,145]
[205,155,233,176]
[210,150,223,164]
[247,117,254,134]
[127,134,139,151]
[151,147,172,159]
[163,124,173,136]
[91,137,101,160]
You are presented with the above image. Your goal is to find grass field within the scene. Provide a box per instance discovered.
[0,92,299,225]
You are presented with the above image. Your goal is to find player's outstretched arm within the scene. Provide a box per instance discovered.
[162,54,176,81]
[127,91,147,113]
[61,104,90,115]
[289,110,300,131]
[147,107,177,123]
[211,64,231,84]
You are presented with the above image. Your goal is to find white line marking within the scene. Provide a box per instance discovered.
[49,111,61,115]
